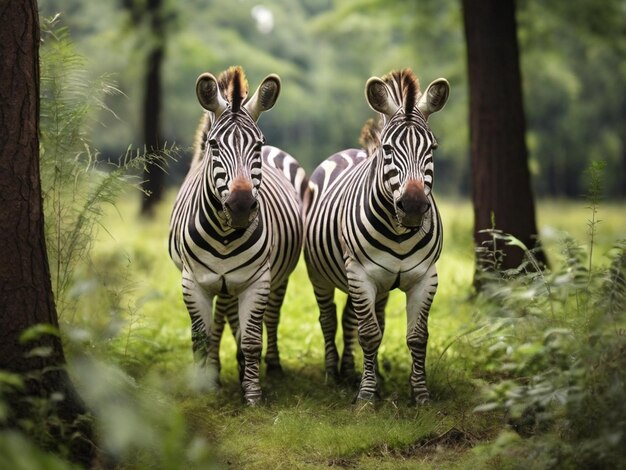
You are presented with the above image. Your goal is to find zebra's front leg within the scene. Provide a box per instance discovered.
[345,259,382,402]
[406,265,438,405]
[182,271,219,390]
[238,267,271,405]
[264,280,288,375]
[209,294,239,386]
[312,283,340,383]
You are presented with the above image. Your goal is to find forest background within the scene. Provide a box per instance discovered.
[40,0,626,199]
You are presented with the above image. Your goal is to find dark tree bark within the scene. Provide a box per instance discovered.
[0,1,94,463]
[139,0,167,216]
[462,0,548,285]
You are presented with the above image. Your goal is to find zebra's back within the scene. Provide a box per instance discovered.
[260,146,304,288]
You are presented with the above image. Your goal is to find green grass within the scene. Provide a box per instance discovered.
[62,194,625,468]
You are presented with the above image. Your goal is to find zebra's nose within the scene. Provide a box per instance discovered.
[225,185,258,229]
[397,196,429,216]
[397,179,429,228]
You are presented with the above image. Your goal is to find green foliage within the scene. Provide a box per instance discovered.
[39,17,172,319]
[470,195,626,467]
[0,16,205,468]
[39,0,626,197]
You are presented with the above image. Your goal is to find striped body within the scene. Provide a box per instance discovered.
[304,69,449,403]
[169,68,304,404]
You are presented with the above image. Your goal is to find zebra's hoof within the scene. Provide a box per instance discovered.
[244,394,262,406]
[325,367,340,385]
[412,394,430,406]
[339,367,360,388]
[353,389,380,404]
[191,364,221,392]
[266,362,284,377]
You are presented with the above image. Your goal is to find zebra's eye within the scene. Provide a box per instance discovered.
[382,144,393,154]
[254,141,263,152]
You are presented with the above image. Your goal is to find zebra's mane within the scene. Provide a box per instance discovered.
[382,68,421,118]
[217,66,249,113]
[359,117,382,156]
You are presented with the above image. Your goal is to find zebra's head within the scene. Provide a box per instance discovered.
[365,69,449,230]
[196,66,281,229]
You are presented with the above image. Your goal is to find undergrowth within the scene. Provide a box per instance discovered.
[1,16,201,470]
[466,161,626,469]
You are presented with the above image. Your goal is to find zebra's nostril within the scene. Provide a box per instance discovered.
[251,200,259,211]
[396,200,405,212]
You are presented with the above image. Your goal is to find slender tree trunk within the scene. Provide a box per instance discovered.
[462,0,547,286]
[0,1,93,463]
[140,0,167,216]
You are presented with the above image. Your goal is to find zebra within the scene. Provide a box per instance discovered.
[169,66,305,405]
[304,68,450,404]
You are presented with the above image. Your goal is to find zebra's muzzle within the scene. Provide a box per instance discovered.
[396,179,430,229]
[224,189,259,229]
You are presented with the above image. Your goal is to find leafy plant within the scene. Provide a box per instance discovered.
[472,161,626,468]
[39,16,171,320]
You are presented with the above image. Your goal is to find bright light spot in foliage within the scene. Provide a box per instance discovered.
[251,5,274,34]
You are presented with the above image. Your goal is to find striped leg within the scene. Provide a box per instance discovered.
[182,271,219,390]
[210,294,240,385]
[264,279,288,375]
[345,259,381,402]
[239,267,271,405]
[313,283,340,383]
[406,265,438,404]
[374,293,389,382]
[339,297,358,381]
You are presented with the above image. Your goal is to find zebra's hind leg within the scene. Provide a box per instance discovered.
[264,280,288,376]
[406,265,438,405]
[339,297,359,384]
[313,283,340,383]
[374,293,389,384]
[182,272,219,391]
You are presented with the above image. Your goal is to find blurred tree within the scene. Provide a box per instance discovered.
[518,0,626,199]
[0,0,94,464]
[462,0,547,282]
[121,0,176,216]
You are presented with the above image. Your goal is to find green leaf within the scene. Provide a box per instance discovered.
[19,324,60,344]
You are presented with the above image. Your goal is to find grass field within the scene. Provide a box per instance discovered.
[61,194,625,469]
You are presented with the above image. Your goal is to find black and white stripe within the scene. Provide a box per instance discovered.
[169,67,305,404]
[304,69,450,404]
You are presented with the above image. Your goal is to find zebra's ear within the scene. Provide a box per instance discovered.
[365,77,400,117]
[245,74,281,121]
[196,73,229,117]
[417,78,450,120]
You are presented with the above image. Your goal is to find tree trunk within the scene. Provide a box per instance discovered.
[462,0,547,285]
[0,1,94,463]
[140,0,167,216]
